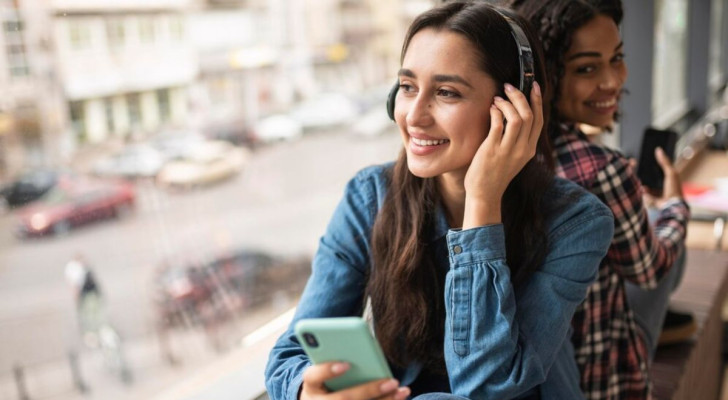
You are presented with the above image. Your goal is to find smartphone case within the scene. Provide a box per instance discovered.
[294,317,392,391]
[636,127,679,191]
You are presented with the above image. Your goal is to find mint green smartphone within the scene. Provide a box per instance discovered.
[294,317,393,391]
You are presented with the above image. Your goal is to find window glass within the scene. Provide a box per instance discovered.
[0,1,437,399]
[652,0,689,125]
[709,0,725,88]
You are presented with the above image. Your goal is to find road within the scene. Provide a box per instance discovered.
[0,128,401,399]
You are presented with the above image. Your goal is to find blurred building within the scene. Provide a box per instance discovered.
[0,0,197,178]
[52,0,196,146]
[0,0,433,177]
[0,0,62,177]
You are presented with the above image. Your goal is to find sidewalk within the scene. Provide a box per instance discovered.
[0,302,294,400]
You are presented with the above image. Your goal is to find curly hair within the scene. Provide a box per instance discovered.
[508,0,623,136]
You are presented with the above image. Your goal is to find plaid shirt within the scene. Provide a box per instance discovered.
[553,125,690,400]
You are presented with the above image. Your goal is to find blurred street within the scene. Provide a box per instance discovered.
[0,128,400,400]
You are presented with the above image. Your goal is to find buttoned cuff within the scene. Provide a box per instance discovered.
[446,224,506,266]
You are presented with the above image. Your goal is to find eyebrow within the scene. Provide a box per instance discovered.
[566,41,624,61]
[398,68,473,89]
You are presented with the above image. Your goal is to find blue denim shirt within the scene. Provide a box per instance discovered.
[265,164,613,400]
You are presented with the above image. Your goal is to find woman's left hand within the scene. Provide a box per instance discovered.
[463,82,543,228]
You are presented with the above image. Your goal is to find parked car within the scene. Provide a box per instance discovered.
[92,144,165,179]
[150,130,207,161]
[15,177,135,237]
[156,141,250,189]
[154,249,310,329]
[0,169,59,210]
[351,107,395,137]
[290,93,360,130]
[252,114,303,143]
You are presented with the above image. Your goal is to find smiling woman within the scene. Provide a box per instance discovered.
[265,2,615,400]
[511,0,691,398]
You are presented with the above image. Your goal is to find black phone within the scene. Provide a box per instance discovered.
[636,127,678,191]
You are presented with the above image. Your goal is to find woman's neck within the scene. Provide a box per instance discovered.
[437,172,466,229]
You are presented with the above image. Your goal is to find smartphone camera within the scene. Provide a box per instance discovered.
[302,332,319,348]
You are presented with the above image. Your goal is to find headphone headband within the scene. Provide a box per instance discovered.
[496,10,535,96]
[387,6,536,121]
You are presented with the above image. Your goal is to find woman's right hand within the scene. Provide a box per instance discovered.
[300,362,410,400]
[643,147,684,208]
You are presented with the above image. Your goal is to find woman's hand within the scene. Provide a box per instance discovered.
[300,362,410,400]
[643,147,684,208]
[463,82,543,228]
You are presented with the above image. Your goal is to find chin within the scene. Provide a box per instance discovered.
[406,157,438,179]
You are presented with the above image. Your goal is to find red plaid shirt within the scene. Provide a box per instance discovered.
[553,125,690,400]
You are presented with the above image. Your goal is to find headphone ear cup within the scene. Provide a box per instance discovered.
[386,82,399,121]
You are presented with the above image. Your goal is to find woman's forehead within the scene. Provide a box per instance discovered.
[403,29,482,74]
[566,15,621,58]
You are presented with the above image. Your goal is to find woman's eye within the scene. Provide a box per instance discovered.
[611,53,625,63]
[436,89,459,98]
[399,83,415,93]
[575,65,596,74]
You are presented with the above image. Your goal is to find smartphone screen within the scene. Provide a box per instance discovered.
[636,127,678,191]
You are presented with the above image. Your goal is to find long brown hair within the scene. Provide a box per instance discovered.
[367,1,555,370]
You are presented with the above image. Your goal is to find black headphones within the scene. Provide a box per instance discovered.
[386,9,535,121]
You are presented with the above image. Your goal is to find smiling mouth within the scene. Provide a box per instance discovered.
[411,137,450,146]
[585,98,617,109]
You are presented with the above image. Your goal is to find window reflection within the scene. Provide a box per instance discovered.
[0,0,429,397]
[653,0,689,125]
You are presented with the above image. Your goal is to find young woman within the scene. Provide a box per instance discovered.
[265,2,614,399]
[510,0,691,398]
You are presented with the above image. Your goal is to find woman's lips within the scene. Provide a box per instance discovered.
[585,97,618,114]
[408,136,450,156]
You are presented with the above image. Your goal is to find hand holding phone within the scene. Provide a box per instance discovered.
[636,128,678,191]
[295,317,409,400]
[636,128,683,202]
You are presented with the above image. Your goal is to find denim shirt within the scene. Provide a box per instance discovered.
[265,164,613,400]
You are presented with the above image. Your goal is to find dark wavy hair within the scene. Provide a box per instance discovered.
[366,0,554,371]
[509,0,623,136]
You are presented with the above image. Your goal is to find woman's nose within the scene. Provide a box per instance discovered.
[405,93,434,127]
[599,67,623,91]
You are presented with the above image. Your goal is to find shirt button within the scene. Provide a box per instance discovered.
[453,245,462,254]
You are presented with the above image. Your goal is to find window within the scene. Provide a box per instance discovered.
[104,98,115,135]
[69,101,86,142]
[157,89,171,122]
[126,93,141,128]
[106,18,126,49]
[3,14,29,77]
[138,17,156,43]
[68,20,92,50]
[3,20,22,32]
[169,15,184,41]
[708,0,725,89]
[652,0,689,126]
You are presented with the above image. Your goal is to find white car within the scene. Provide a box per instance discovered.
[156,141,250,189]
[253,114,303,143]
[151,130,207,160]
[290,93,360,130]
[351,107,395,137]
[93,144,165,179]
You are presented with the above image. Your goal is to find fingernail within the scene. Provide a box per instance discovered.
[331,362,349,374]
[395,387,411,400]
[494,96,504,102]
[504,83,516,92]
[380,379,398,393]
[533,81,541,96]
[491,104,498,110]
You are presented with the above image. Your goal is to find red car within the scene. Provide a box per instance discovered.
[15,177,135,237]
